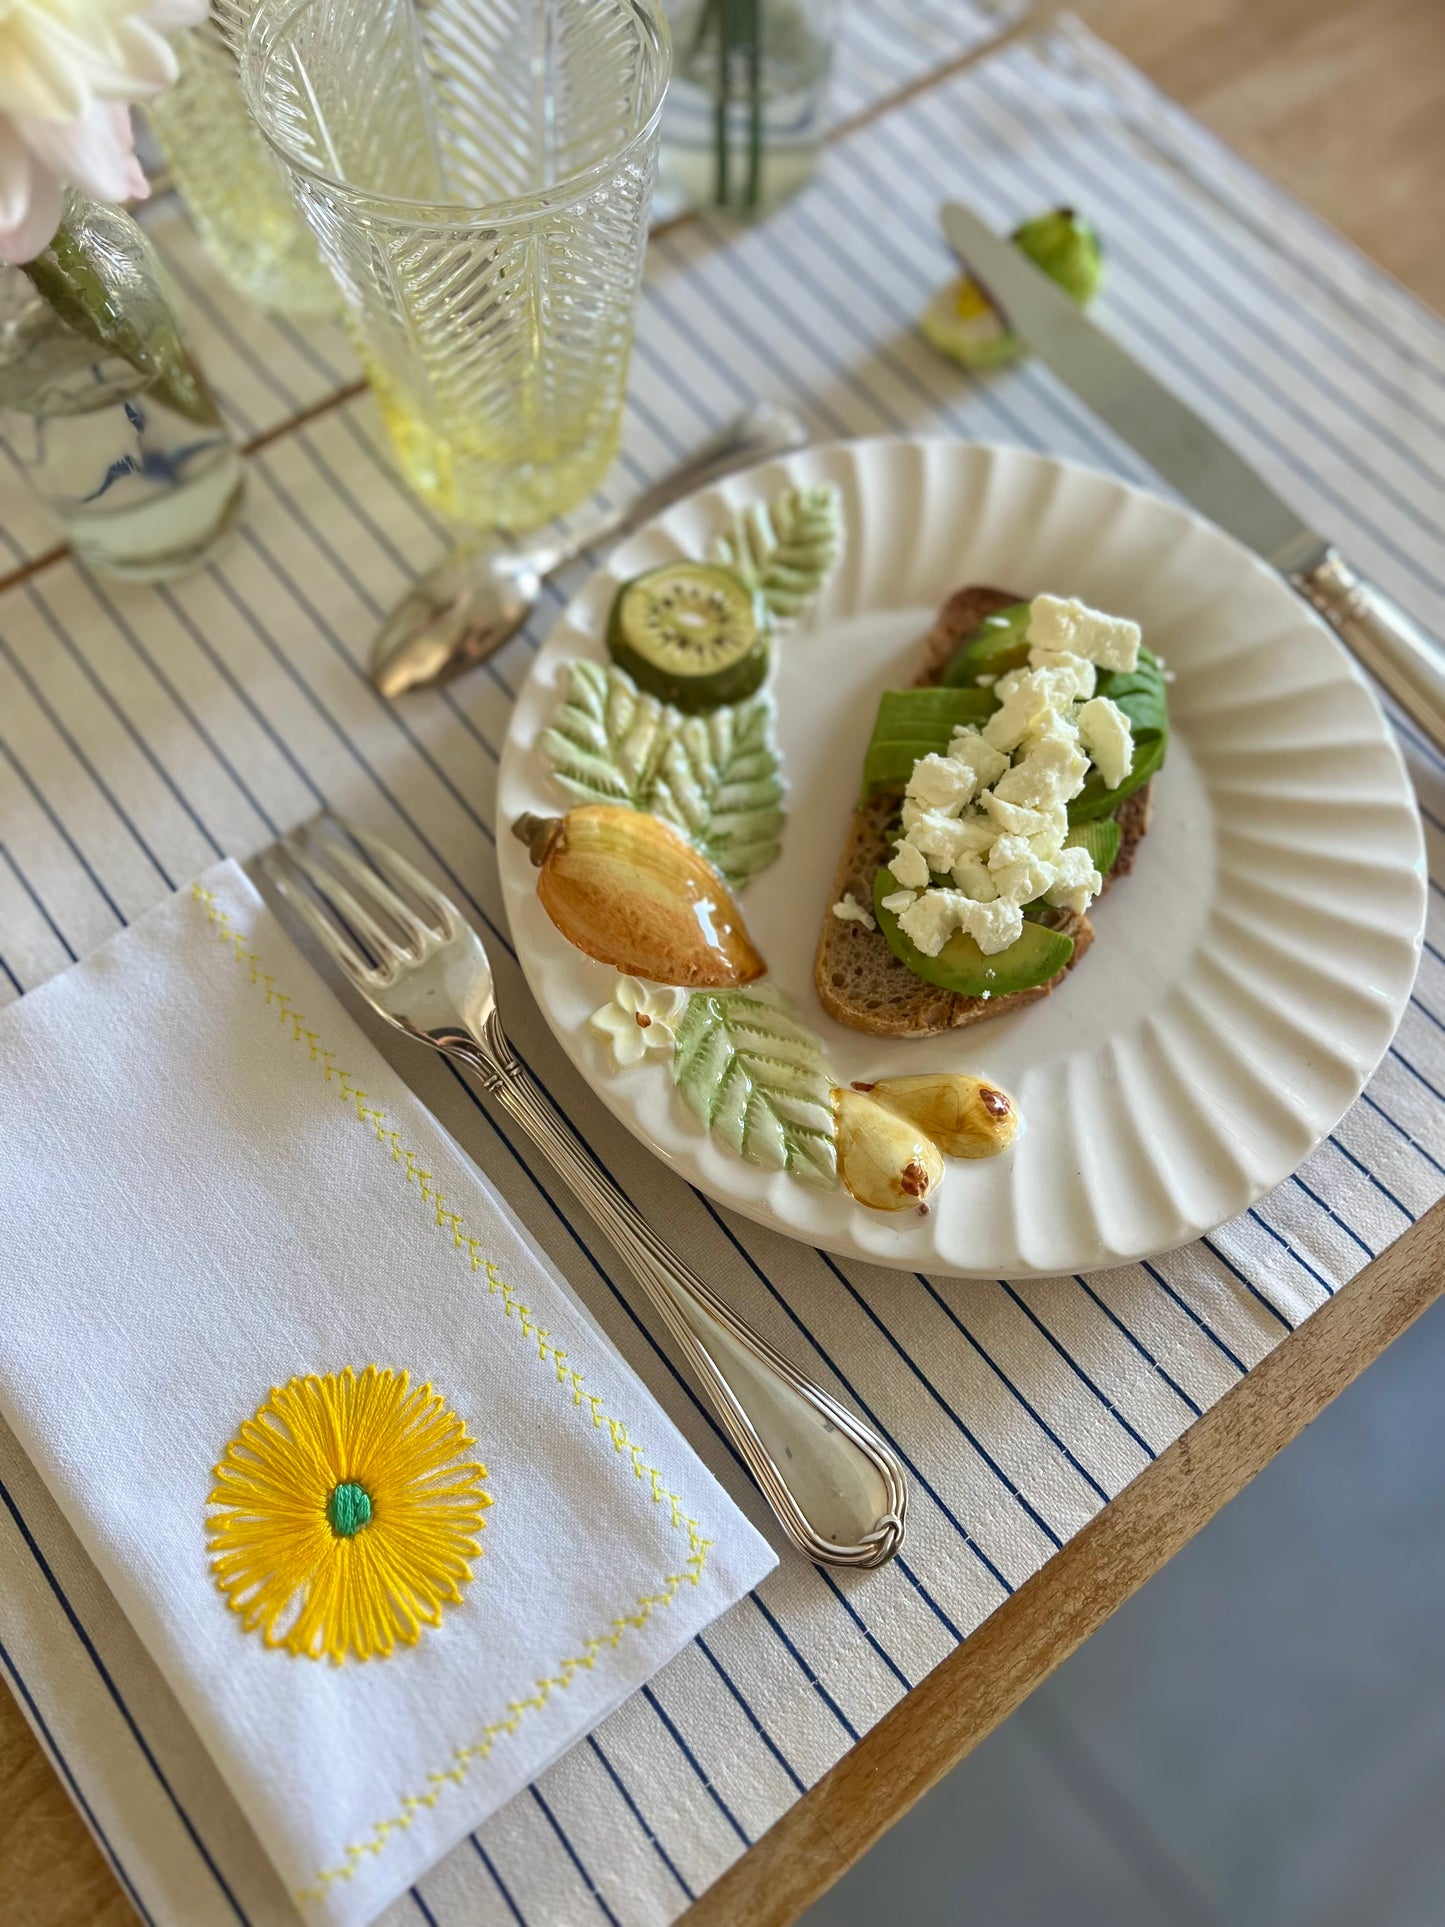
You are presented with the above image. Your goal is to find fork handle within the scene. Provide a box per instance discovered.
[456,1036,906,1569]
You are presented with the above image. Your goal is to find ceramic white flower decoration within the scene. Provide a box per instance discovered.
[0,0,207,263]
[588,977,688,1068]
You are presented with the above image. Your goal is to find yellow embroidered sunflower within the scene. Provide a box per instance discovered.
[208,1366,492,1663]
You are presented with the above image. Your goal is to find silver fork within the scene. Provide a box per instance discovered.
[264,817,907,1569]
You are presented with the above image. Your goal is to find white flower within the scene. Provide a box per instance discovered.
[588,976,688,1068]
[0,0,207,264]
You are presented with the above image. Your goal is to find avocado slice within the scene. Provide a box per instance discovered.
[1063,816,1122,874]
[861,686,998,798]
[873,867,1074,997]
[940,602,1032,686]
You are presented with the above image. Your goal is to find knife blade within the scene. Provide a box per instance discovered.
[940,200,1445,753]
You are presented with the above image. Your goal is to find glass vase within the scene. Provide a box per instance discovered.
[0,196,246,582]
[661,0,837,216]
[144,10,336,319]
[241,0,670,532]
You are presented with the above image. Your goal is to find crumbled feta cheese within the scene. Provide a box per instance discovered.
[991,665,1025,705]
[953,813,1000,854]
[905,751,977,816]
[961,896,1025,955]
[898,890,1023,958]
[993,736,1091,810]
[1025,646,1097,699]
[831,892,875,931]
[897,891,959,957]
[879,888,918,916]
[888,836,931,891]
[1027,594,1140,672]
[1077,695,1135,789]
[904,810,980,870]
[948,850,999,901]
[998,661,1095,713]
[947,727,1009,791]
[979,791,1058,838]
[988,832,1058,906]
[976,673,998,687]
[983,672,1051,752]
[1045,844,1103,913]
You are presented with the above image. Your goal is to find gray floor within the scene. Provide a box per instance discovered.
[804,1296,1445,1927]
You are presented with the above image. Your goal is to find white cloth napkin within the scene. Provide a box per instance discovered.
[0,859,776,1927]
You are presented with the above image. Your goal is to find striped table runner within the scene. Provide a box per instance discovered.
[3,14,1444,1927]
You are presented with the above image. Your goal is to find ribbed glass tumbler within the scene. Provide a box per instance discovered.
[241,0,670,530]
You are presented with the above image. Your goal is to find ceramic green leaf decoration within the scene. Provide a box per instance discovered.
[539,661,676,811]
[715,483,844,622]
[672,987,837,1186]
[543,662,786,887]
[650,699,785,888]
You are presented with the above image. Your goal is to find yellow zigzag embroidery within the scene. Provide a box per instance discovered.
[192,883,715,1903]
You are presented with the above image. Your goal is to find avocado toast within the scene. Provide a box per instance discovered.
[815,585,1161,1038]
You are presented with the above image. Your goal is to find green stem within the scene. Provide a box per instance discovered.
[744,0,763,210]
[21,222,222,430]
[713,0,730,208]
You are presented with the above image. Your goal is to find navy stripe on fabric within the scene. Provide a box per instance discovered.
[1289,1172,1377,1262]
[0,1479,250,1923]
[0,737,128,926]
[1138,1263,1248,1375]
[1247,1207,1337,1297]
[911,1274,1118,1502]
[1199,1237,1295,1334]
[0,619,188,879]
[528,1786,623,1927]
[77,571,280,842]
[813,1250,1068,1548]
[993,1281,1159,1460]
[642,1685,752,1848]
[692,1635,809,1797]
[0,842,78,958]
[0,1632,157,1927]
[470,1835,529,1927]
[1071,1276,1204,1417]
[1328,1132,1417,1224]
[585,1734,696,1901]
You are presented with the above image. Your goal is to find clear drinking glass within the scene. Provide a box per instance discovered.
[241,0,671,532]
[145,11,336,318]
[0,196,246,581]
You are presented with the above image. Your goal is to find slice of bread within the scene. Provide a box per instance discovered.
[814,585,1154,1038]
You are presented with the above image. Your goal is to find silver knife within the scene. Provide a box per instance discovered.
[941,201,1445,754]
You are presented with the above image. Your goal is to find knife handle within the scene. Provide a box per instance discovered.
[1291,549,1445,757]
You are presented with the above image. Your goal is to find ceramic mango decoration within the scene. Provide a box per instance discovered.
[513,805,766,989]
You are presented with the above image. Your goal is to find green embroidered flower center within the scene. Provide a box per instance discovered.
[327,1481,372,1538]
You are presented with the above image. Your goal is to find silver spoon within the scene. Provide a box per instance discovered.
[370,403,810,698]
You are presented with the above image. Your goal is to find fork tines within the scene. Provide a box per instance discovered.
[263,816,457,982]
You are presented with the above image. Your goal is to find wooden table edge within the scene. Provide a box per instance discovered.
[681,1198,1445,1926]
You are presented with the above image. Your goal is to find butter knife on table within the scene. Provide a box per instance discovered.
[940,201,1445,755]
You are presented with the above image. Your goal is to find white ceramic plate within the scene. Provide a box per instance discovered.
[497,439,1426,1277]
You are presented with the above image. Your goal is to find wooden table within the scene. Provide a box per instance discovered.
[4,3,1443,1921]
